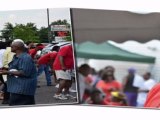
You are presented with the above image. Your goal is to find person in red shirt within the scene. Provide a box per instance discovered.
[103,91,128,106]
[53,44,75,100]
[144,83,160,108]
[96,71,122,99]
[29,44,44,59]
[37,51,57,86]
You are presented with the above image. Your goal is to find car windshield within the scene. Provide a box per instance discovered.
[45,44,53,48]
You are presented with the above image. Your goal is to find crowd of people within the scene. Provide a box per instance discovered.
[78,64,157,107]
[0,39,76,106]
[0,39,159,108]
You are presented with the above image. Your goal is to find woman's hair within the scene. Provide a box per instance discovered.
[101,71,114,81]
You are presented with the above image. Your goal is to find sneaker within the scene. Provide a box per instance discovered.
[69,88,77,93]
[55,84,59,88]
[53,94,68,100]
[62,88,76,93]
[65,94,77,99]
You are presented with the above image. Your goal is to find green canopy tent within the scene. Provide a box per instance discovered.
[75,41,155,64]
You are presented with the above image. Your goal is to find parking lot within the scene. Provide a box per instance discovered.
[0,73,78,107]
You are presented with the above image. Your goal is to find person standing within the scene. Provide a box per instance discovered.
[0,40,37,106]
[1,41,15,104]
[0,42,6,100]
[137,72,156,107]
[122,68,143,106]
[53,44,74,100]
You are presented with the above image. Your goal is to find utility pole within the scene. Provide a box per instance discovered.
[47,8,50,43]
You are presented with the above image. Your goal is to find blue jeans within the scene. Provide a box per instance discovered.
[37,64,52,85]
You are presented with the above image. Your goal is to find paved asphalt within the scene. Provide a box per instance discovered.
[0,73,79,107]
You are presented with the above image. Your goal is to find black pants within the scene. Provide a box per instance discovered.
[9,93,35,106]
[2,82,10,102]
[0,75,5,84]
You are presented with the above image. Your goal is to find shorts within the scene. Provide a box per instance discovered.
[55,70,72,80]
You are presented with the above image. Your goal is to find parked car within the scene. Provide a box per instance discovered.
[41,41,71,55]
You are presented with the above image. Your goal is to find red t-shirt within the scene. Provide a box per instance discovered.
[38,52,57,65]
[102,100,126,106]
[102,96,127,106]
[96,80,122,96]
[29,49,37,59]
[144,83,160,108]
[53,44,74,70]
[37,45,45,50]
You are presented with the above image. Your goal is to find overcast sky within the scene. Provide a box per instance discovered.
[0,8,71,30]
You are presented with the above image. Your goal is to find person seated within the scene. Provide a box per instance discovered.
[103,91,128,106]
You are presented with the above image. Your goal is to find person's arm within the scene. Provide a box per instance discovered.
[2,49,9,68]
[0,69,24,76]
[121,76,128,92]
[138,89,149,93]
[59,55,66,71]
[48,58,54,69]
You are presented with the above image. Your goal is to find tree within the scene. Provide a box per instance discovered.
[1,22,14,41]
[12,23,40,43]
[51,19,70,27]
[38,27,48,43]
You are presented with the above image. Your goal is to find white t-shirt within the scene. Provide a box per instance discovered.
[133,74,144,88]
[137,79,156,106]
[0,49,6,68]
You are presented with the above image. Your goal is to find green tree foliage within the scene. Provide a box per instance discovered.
[38,27,48,43]
[12,23,40,42]
[1,19,72,43]
[51,19,70,27]
[1,22,14,41]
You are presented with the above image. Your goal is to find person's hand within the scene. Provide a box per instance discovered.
[0,70,3,74]
[36,64,39,68]
[108,87,116,92]
[62,67,66,72]
[0,69,8,75]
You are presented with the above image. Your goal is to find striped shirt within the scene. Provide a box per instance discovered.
[7,52,37,96]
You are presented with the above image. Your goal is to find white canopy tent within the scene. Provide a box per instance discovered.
[108,39,160,82]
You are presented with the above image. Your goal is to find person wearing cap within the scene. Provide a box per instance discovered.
[0,40,37,106]
[122,68,143,106]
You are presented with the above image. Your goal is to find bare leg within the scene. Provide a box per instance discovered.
[56,79,66,95]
